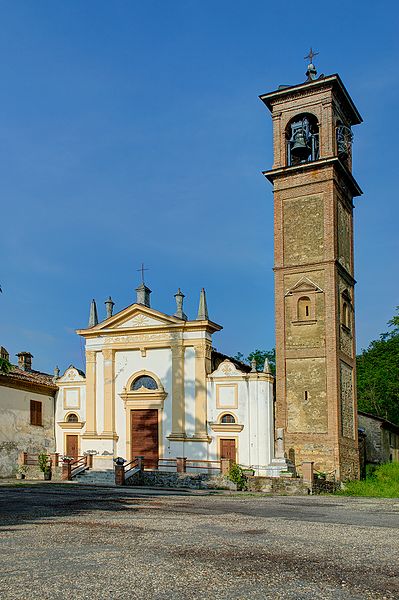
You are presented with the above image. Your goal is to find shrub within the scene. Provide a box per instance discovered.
[38,452,50,473]
[228,463,247,491]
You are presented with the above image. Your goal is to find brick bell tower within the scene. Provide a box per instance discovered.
[260,53,362,480]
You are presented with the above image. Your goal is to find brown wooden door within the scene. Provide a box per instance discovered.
[220,438,236,461]
[66,435,79,459]
[131,409,159,468]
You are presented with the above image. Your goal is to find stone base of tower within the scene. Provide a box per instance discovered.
[281,435,359,481]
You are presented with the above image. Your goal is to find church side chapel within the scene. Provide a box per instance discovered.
[55,283,277,475]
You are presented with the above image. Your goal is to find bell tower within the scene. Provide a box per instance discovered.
[260,56,362,480]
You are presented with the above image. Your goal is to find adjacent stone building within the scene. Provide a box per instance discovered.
[0,347,57,477]
[358,411,399,466]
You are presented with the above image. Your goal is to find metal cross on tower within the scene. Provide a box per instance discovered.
[137,263,149,284]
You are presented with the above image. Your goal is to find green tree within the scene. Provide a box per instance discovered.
[234,348,275,374]
[0,357,11,374]
[357,307,399,425]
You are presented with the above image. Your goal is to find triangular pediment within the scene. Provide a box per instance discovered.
[80,303,184,334]
[285,277,323,296]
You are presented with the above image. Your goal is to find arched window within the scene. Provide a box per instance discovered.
[131,375,158,391]
[220,414,236,424]
[66,413,78,423]
[286,113,319,166]
[298,296,311,321]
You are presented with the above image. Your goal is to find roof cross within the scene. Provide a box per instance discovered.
[304,47,319,64]
[137,262,149,285]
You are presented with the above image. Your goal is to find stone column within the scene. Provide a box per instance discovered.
[84,350,97,436]
[275,428,285,459]
[114,464,125,486]
[102,347,115,435]
[302,461,314,485]
[170,345,185,439]
[50,453,59,467]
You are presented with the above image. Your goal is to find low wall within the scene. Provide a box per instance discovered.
[125,470,236,490]
[18,466,63,481]
[247,476,311,495]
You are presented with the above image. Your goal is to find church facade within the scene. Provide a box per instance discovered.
[55,286,278,475]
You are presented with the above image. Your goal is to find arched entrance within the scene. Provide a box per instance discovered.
[120,371,167,469]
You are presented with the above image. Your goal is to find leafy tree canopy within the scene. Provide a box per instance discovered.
[357,307,399,425]
[0,357,11,374]
[234,348,275,374]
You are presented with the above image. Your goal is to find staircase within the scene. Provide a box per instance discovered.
[73,469,115,486]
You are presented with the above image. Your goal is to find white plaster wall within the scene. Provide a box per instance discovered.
[114,348,172,460]
[0,385,55,477]
[55,384,86,455]
[206,376,274,473]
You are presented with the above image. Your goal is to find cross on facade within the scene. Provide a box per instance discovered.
[137,263,149,284]
[304,47,319,64]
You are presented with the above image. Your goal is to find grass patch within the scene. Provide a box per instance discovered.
[337,462,399,498]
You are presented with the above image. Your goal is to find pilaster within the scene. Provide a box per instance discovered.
[193,341,210,438]
[102,347,116,435]
[169,344,186,439]
[82,350,97,437]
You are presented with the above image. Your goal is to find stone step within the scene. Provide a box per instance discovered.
[74,469,115,485]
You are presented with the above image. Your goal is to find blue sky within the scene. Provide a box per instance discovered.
[1,1,398,373]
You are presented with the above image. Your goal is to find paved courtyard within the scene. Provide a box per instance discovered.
[0,484,398,599]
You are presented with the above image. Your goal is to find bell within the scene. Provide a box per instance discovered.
[290,131,311,159]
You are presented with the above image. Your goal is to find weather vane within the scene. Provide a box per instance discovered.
[305,47,319,64]
[137,262,149,284]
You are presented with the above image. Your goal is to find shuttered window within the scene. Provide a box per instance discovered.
[30,400,42,426]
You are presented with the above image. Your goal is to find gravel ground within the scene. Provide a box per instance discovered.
[0,484,398,599]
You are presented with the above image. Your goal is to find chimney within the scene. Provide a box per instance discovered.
[0,346,9,362]
[135,283,151,308]
[16,352,33,371]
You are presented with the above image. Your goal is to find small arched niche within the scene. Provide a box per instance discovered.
[286,113,319,166]
[297,296,312,321]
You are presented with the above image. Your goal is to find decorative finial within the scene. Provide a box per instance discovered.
[196,288,209,320]
[250,358,257,373]
[174,288,187,321]
[88,299,98,327]
[263,358,273,375]
[105,296,115,319]
[304,47,318,81]
[53,366,60,381]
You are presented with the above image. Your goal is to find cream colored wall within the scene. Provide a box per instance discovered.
[0,385,55,477]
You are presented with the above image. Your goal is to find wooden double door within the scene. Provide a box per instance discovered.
[220,438,237,462]
[131,409,159,469]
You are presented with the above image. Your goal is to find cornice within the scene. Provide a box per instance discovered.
[259,74,362,125]
[263,157,362,198]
